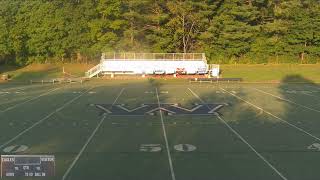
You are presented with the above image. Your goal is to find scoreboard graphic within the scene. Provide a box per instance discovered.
[1,155,55,178]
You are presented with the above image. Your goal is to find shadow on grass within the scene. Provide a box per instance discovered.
[154,75,320,179]
[1,77,320,180]
[280,74,317,84]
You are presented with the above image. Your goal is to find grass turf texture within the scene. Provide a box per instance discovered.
[0,76,320,180]
[0,64,93,83]
[220,64,320,82]
[1,63,320,83]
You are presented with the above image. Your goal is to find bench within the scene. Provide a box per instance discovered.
[189,78,242,83]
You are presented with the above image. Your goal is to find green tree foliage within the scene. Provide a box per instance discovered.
[202,0,259,60]
[0,0,319,64]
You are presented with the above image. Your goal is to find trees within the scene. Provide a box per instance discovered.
[0,0,319,64]
[201,0,259,62]
[165,0,214,53]
[285,1,320,62]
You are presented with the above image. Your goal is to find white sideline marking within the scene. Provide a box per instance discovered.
[155,88,176,180]
[188,88,288,180]
[0,87,62,113]
[253,88,320,113]
[62,88,125,180]
[220,87,320,142]
[0,87,94,150]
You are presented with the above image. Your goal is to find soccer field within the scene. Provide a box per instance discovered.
[1,79,320,180]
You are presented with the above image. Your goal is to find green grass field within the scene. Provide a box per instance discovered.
[220,64,320,82]
[1,63,320,83]
[1,77,320,180]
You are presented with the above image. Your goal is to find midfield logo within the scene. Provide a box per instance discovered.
[90,103,227,116]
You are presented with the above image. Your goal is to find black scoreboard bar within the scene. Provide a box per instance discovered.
[1,155,55,178]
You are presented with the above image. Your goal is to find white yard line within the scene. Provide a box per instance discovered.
[0,87,95,150]
[300,92,320,100]
[0,97,32,107]
[0,84,42,91]
[220,87,320,142]
[0,86,63,113]
[306,85,320,91]
[188,88,288,180]
[217,116,287,180]
[112,88,125,106]
[62,88,125,180]
[62,115,106,180]
[253,87,320,113]
[155,88,176,180]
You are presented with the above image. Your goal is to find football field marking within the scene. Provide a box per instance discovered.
[62,88,125,180]
[220,87,320,142]
[155,88,176,180]
[298,91,320,100]
[0,86,62,113]
[0,87,94,150]
[216,116,288,180]
[253,87,320,113]
[0,96,33,106]
[306,85,320,91]
[0,84,42,91]
[188,88,288,180]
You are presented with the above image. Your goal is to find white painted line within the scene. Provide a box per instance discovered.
[217,116,288,180]
[0,87,94,150]
[0,86,62,113]
[116,104,148,112]
[188,88,288,180]
[0,96,33,106]
[62,88,125,180]
[253,87,320,113]
[220,87,320,142]
[155,88,176,180]
[0,84,38,91]
[306,85,320,91]
[294,90,320,100]
[112,88,125,106]
[301,91,320,99]
[62,115,106,180]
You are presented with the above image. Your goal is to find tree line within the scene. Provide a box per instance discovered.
[0,0,319,65]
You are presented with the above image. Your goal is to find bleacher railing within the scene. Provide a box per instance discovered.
[101,53,207,63]
[85,64,102,78]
